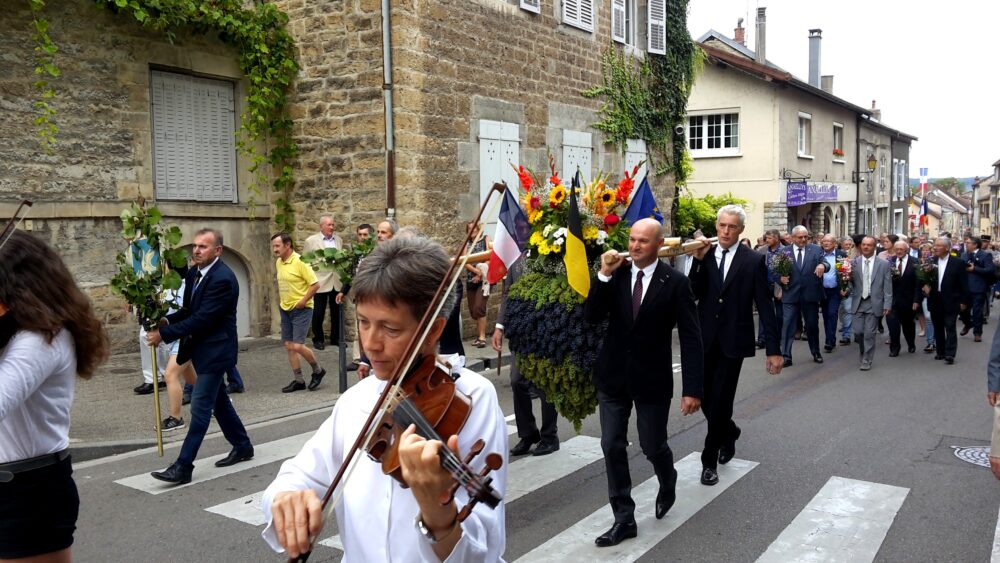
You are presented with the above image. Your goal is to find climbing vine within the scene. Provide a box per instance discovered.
[24,0,300,233]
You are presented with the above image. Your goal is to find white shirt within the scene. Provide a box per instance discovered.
[0,330,76,463]
[714,244,736,282]
[196,257,220,282]
[937,256,949,291]
[597,261,657,303]
[322,235,339,249]
[895,255,908,274]
[861,256,874,299]
[261,366,508,562]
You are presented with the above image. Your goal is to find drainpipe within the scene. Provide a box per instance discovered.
[381,0,396,219]
[855,115,862,233]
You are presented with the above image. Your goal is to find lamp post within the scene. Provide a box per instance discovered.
[853,154,878,232]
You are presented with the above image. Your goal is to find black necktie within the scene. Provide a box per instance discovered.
[796,247,804,271]
[632,271,644,319]
[719,248,729,285]
[193,271,203,290]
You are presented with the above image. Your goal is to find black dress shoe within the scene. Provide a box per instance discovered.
[182,393,191,405]
[307,368,326,391]
[756,340,765,349]
[813,354,824,364]
[531,441,560,456]
[700,467,719,486]
[133,382,154,395]
[215,446,254,467]
[655,484,676,519]
[226,382,245,394]
[924,345,936,353]
[282,380,306,393]
[151,462,192,485]
[824,345,833,353]
[595,521,637,547]
[313,340,325,350]
[945,357,955,365]
[889,350,899,357]
[908,346,916,353]
[346,362,360,371]
[961,325,971,336]
[839,338,851,346]
[782,359,793,368]
[510,437,539,456]
[934,355,944,360]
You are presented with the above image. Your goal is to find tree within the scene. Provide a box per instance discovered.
[932,177,965,194]
[675,192,752,237]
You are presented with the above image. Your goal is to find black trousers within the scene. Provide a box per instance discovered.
[701,341,744,470]
[886,304,916,352]
[311,291,341,344]
[930,307,958,359]
[598,390,676,524]
[510,357,558,444]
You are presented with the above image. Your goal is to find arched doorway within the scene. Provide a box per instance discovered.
[179,245,251,338]
[823,206,834,235]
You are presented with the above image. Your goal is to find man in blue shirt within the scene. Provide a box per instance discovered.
[819,235,844,353]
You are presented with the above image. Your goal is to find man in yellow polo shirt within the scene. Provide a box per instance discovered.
[271,233,326,392]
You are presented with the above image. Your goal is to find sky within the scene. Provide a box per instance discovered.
[686,0,998,179]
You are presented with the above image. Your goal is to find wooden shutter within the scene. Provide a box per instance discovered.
[562,130,593,182]
[611,0,626,43]
[563,0,594,32]
[647,0,666,54]
[625,139,647,180]
[151,71,237,202]
[520,0,540,14]
[479,120,520,231]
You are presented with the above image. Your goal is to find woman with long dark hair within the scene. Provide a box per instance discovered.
[0,231,109,562]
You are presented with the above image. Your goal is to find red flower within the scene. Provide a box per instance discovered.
[518,165,534,191]
[616,178,634,204]
[604,214,620,227]
[530,196,540,210]
[549,174,561,186]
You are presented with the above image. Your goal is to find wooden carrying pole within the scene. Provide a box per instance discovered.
[149,343,164,457]
[457,237,718,266]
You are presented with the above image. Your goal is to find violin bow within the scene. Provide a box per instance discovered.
[289,183,507,562]
[0,200,34,252]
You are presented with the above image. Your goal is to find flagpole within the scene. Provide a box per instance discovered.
[149,343,164,457]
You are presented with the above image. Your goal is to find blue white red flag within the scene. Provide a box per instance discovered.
[487,185,529,284]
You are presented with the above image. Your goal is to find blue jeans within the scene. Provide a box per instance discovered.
[840,294,853,339]
[923,301,935,345]
[184,367,242,395]
[177,370,251,470]
[821,287,842,348]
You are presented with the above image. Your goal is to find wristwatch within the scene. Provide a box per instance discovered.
[414,514,459,544]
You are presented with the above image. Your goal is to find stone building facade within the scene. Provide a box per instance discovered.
[1,0,678,351]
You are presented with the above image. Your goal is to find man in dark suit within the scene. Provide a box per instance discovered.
[148,228,254,484]
[585,218,704,547]
[962,237,994,342]
[492,257,560,456]
[886,240,921,356]
[778,225,831,367]
[922,236,970,365]
[689,206,782,487]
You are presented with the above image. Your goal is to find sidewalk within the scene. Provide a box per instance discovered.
[70,335,510,460]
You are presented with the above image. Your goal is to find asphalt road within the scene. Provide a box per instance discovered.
[71,317,1000,562]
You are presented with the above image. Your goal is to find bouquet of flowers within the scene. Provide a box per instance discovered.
[770,252,793,283]
[889,257,903,281]
[836,258,853,293]
[915,259,938,288]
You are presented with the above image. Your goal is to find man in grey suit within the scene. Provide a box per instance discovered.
[850,236,893,371]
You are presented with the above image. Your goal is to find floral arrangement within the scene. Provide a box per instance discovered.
[915,259,939,287]
[832,148,845,158]
[770,251,793,283]
[503,157,645,431]
[836,259,853,293]
[889,257,903,281]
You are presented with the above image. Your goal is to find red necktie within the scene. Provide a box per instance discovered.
[632,271,645,319]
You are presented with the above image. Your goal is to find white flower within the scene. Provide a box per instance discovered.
[554,237,565,247]
[596,230,608,244]
[542,225,554,237]
[553,227,567,240]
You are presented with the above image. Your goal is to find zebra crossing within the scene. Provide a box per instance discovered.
[108,419,961,561]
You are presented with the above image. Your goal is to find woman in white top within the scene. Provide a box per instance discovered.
[0,231,109,562]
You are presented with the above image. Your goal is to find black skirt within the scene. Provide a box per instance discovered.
[0,455,79,558]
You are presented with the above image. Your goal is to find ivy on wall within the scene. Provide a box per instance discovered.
[24,0,299,234]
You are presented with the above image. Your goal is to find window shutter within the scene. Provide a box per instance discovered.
[520,0,540,13]
[479,120,520,231]
[625,139,647,180]
[563,0,594,32]
[647,0,666,55]
[612,0,626,43]
[562,130,593,182]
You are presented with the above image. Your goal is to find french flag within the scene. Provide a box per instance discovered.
[487,184,530,284]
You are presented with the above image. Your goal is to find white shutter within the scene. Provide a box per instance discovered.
[562,130,593,182]
[151,71,237,202]
[624,138,647,180]
[520,0,540,13]
[611,0,626,43]
[647,0,666,55]
[479,120,520,232]
[563,0,594,32]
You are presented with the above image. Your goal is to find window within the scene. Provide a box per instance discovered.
[479,120,520,231]
[562,129,593,181]
[647,0,666,54]
[879,155,887,193]
[612,0,636,47]
[981,202,991,219]
[832,122,844,161]
[797,112,812,157]
[563,0,595,32]
[896,159,907,199]
[625,139,647,180]
[519,0,540,13]
[151,70,238,202]
[687,112,739,157]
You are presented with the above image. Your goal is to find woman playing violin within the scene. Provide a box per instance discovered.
[261,235,508,561]
[0,231,109,562]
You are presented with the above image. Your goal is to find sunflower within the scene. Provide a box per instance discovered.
[599,189,615,206]
[528,209,544,224]
[530,231,544,246]
[583,225,599,242]
[537,240,552,255]
[549,185,567,208]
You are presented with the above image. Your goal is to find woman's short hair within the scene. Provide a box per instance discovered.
[352,236,455,322]
[0,231,109,378]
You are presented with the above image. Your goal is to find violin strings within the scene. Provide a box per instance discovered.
[397,398,479,484]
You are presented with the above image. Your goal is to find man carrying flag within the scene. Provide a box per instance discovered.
[490,183,560,456]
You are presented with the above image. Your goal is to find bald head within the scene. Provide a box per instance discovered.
[893,240,909,258]
[633,218,664,240]
[628,218,664,268]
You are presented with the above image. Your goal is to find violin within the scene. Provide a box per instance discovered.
[289,183,508,563]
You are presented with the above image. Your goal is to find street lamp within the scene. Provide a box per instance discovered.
[852,154,878,187]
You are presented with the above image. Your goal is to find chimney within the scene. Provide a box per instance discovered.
[808,29,822,87]
[755,8,766,64]
[820,75,833,94]
[734,17,745,46]
[871,99,882,122]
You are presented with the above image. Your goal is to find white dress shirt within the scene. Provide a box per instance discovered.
[896,255,908,275]
[0,330,76,463]
[261,366,508,562]
[322,235,339,249]
[715,244,735,282]
[597,261,657,303]
[937,256,949,291]
[861,256,874,299]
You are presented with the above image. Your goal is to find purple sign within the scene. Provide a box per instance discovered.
[786,181,840,206]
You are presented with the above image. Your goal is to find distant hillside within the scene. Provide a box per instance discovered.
[908,177,977,191]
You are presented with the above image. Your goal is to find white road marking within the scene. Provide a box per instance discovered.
[756,476,909,563]
[515,452,758,562]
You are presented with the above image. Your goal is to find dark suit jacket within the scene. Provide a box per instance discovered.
[964,249,995,294]
[781,243,829,304]
[585,260,703,402]
[926,256,970,315]
[689,244,780,358]
[889,255,921,310]
[495,257,525,326]
[159,259,240,375]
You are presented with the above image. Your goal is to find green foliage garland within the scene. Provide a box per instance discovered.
[301,237,376,288]
[516,354,598,433]
[109,199,188,330]
[24,0,299,233]
[675,192,752,237]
